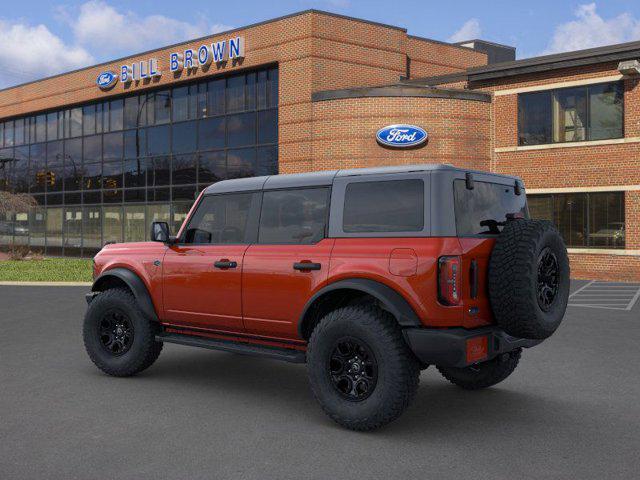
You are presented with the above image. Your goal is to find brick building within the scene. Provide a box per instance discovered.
[0,10,638,281]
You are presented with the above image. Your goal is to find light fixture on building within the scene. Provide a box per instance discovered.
[617,60,640,76]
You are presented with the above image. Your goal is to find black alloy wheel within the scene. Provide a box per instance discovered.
[328,337,378,401]
[98,310,134,356]
[537,247,559,311]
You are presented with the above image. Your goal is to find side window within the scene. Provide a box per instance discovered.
[343,179,424,233]
[259,188,329,244]
[183,193,253,244]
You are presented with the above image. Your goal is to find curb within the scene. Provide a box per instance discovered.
[0,281,92,287]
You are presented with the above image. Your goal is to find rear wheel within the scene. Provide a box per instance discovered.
[437,349,521,390]
[307,305,420,431]
[83,288,163,377]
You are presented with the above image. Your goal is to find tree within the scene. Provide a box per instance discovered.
[0,191,37,216]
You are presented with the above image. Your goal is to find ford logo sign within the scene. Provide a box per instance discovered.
[376,124,428,148]
[96,71,118,90]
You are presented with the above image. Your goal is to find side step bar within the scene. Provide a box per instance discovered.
[156,333,307,364]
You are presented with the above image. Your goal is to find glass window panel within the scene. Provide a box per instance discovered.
[0,148,12,191]
[246,72,256,110]
[172,121,197,154]
[589,83,623,141]
[528,195,554,222]
[83,162,102,191]
[198,151,226,184]
[259,188,329,244]
[588,192,625,248]
[124,189,146,203]
[83,191,101,204]
[149,187,170,202]
[102,160,123,190]
[14,118,25,145]
[83,105,96,136]
[64,138,82,192]
[83,206,102,251]
[29,207,46,250]
[12,211,29,246]
[46,141,64,193]
[124,96,139,129]
[257,109,277,144]
[207,79,225,116]
[103,206,123,244]
[13,146,29,193]
[124,158,147,188]
[124,128,146,158]
[146,204,170,236]
[0,122,4,148]
[44,113,57,142]
[96,103,104,134]
[109,99,124,131]
[227,75,245,113]
[0,212,13,246]
[257,70,268,109]
[227,112,255,147]
[154,91,171,124]
[63,207,83,255]
[183,193,253,244]
[103,132,123,160]
[197,83,207,118]
[35,115,46,143]
[188,85,198,120]
[124,205,146,242]
[45,207,63,253]
[552,87,587,143]
[198,117,225,150]
[172,86,189,122]
[344,180,424,233]
[555,193,587,247]
[173,185,196,201]
[147,125,170,155]
[268,67,278,108]
[70,108,82,138]
[172,153,197,185]
[172,202,192,234]
[64,191,81,205]
[150,156,170,186]
[227,148,256,179]
[5,121,15,146]
[256,146,278,176]
[518,91,552,146]
[83,134,102,163]
[47,193,63,205]
[28,144,46,193]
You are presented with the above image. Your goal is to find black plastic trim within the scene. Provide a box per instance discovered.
[298,278,422,337]
[91,268,159,322]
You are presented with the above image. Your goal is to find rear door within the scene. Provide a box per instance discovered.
[242,187,333,340]
[162,192,260,331]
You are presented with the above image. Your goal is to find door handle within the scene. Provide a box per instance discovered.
[293,261,321,271]
[214,260,238,269]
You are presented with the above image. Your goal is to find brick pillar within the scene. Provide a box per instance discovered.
[626,190,640,249]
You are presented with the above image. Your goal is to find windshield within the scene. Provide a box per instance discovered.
[454,179,529,236]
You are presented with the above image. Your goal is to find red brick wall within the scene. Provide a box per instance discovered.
[406,37,487,79]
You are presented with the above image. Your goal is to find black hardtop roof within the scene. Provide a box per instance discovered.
[203,164,521,195]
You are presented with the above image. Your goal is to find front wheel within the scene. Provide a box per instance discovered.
[437,349,521,390]
[83,288,163,377]
[306,305,420,431]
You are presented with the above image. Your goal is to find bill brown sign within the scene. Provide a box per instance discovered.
[97,36,245,89]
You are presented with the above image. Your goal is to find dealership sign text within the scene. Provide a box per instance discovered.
[376,125,428,148]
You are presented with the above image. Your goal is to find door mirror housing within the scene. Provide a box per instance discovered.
[151,221,176,244]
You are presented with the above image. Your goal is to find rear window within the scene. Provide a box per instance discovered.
[454,179,528,235]
[343,179,424,233]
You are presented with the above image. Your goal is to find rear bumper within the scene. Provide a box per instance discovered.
[403,326,542,369]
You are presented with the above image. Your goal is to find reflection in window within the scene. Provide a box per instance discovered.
[103,206,123,244]
[46,207,63,254]
[227,112,256,147]
[172,121,197,154]
[147,125,170,155]
[64,207,83,256]
[172,154,196,185]
[124,205,146,242]
[184,193,253,244]
[198,117,225,150]
[198,151,226,184]
[529,192,625,248]
[227,148,256,178]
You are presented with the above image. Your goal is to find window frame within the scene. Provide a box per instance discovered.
[517,81,624,146]
[257,186,331,245]
[329,174,431,238]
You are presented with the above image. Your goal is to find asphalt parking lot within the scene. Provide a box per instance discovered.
[1,281,639,480]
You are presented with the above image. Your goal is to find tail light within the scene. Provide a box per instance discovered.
[438,256,461,306]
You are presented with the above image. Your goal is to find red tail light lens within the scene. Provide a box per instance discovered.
[438,256,461,306]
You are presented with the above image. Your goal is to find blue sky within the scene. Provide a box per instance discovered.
[1,0,640,88]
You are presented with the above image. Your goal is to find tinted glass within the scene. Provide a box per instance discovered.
[454,180,528,235]
[198,151,225,183]
[172,86,189,122]
[103,132,123,160]
[124,96,139,129]
[184,193,253,244]
[590,83,623,141]
[147,125,170,155]
[198,117,225,150]
[257,109,277,144]
[226,75,245,113]
[227,112,255,147]
[259,188,329,244]
[172,121,197,153]
[518,91,552,145]
[553,87,587,142]
[109,99,124,131]
[343,180,424,233]
[172,154,196,185]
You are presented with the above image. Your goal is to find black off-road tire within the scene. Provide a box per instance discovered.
[307,305,420,431]
[437,348,521,390]
[488,219,570,340]
[83,288,163,377]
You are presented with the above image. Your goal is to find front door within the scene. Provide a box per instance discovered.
[162,192,259,332]
[242,187,333,340]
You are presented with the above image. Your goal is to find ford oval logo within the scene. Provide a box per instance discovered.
[96,71,118,90]
[376,124,428,148]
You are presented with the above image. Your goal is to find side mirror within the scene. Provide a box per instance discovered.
[151,221,171,243]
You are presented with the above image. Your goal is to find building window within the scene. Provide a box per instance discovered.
[518,82,623,145]
[529,192,625,248]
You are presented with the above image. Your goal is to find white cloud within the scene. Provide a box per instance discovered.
[0,20,93,88]
[448,19,481,43]
[68,1,232,57]
[543,3,640,54]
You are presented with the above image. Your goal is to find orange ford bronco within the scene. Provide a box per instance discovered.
[84,164,569,430]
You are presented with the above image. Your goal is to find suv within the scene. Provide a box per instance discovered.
[84,164,570,430]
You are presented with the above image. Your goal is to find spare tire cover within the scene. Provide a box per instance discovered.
[488,219,570,340]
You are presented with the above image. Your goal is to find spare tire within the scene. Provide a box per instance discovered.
[488,219,570,340]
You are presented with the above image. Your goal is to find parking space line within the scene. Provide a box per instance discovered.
[626,287,640,311]
[568,281,640,311]
[569,280,595,298]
